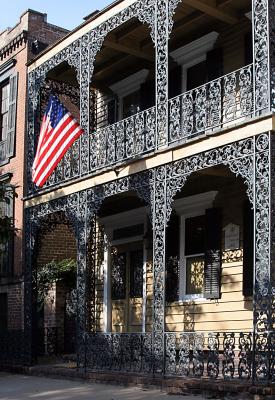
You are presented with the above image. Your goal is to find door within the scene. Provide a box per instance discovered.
[111,241,144,333]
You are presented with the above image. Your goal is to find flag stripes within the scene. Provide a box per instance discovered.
[32,95,84,187]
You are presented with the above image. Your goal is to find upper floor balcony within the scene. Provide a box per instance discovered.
[27,0,269,197]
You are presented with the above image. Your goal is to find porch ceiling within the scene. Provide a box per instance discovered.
[45,0,251,89]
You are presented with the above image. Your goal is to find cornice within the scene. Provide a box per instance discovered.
[0,30,28,61]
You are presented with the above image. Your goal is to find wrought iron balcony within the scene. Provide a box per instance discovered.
[84,331,254,380]
[169,64,254,144]
[28,64,255,195]
[90,106,156,171]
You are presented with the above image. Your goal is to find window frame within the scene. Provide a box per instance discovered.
[173,191,218,302]
[170,31,219,93]
[0,173,14,277]
[180,213,205,300]
[0,79,10,143]
[0,59,18,165]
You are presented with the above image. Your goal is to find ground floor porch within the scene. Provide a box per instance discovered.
[21,132,275,384]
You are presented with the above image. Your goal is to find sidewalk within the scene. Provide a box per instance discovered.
[0,373,209,400]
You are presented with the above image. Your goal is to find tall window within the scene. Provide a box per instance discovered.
[0,71,18,164]
[0,81,10,142]
[0,179,14,276]
[184,215,205,295]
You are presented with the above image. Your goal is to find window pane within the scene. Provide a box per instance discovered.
[111,251,126,300]
[123,90,140,118]
[186,256,204,295]
[129,249,143,298]
[187,61,207,91]
[185,215,205,256]
[1,82,10,142]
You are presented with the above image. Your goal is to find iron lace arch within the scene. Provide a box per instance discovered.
[151,133,271,374]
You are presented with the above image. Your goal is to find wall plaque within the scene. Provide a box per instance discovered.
[223,223,240,250]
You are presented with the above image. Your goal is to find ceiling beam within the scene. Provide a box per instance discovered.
[103,39,153,61]
[116,20,143,40]
[95,54,131,78]
[183,0,238,24]
[140,10,204,48]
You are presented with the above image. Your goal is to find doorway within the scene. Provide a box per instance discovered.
[111,241,144,333]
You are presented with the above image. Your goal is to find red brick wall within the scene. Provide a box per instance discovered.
[36,223,76,353]
[0,10,68,331]
[36,223,77,268]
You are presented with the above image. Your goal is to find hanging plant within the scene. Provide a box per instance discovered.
[36,258,76,304]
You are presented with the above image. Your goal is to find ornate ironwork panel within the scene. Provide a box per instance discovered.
[90,107,156,172]
[129,249,144,298]
[111,251,126,300]
[222,333,235,379]
[152,166,167,373]
[165,333,177,375]
[169,65,253,144]
[238,332,252,380]
[155,1,169,147]
[192,333,205,378]
[85,332,152,373]
[252,0,275,113]
[178,333,190,376]
[207,333,220,379]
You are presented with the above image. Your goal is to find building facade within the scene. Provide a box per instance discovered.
[0,9,67,359]
[25,0,275,384]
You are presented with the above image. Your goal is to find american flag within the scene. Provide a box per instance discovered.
[32,95,84,187]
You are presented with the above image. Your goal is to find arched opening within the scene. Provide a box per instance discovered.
[90,17,156,170]
[86,190,152,335]
[33,211,77,358]
[168,0,252,144]
[163,165,253,377]
[166,165,253,332]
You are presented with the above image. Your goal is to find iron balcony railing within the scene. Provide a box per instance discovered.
[90,106,156,171]
[84,331,256,381]
[29,64,255,194]
[169,64,253,144]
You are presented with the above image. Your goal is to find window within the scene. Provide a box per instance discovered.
[110,69,149,121]
[0,293,8,330]
[184,215,205,295]
[0,69,18,164]
[170,32,221,93]
[122,90,140,119]
[186,61,207,91]
[171,191,221,301]
[0,177,14,277]
[0,81,10,142]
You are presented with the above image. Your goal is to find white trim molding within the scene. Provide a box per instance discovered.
[110,69,149,119]
[170,32,219,92]
[100,206,148,333]
[173,191,218,301]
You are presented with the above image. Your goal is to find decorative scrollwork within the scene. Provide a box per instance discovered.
[238,333,252,380]
[168,65,254,145]
[253,0,270,112]
[207,333,220,379]
[193,333,205,378]
[166,137,255,223]
[165,333,177,375]
[222,333,235,379]
[178,333,190,376]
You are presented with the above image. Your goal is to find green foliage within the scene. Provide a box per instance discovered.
[36,258,76,303]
